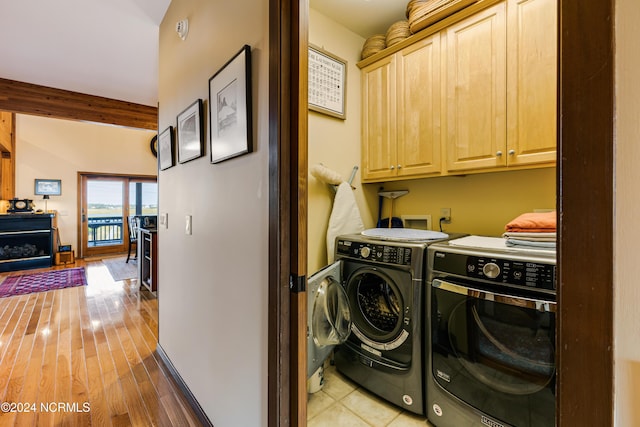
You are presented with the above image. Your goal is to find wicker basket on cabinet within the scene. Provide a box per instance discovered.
[407,0,478,34]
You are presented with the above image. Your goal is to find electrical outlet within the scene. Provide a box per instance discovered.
[440,208,451,222]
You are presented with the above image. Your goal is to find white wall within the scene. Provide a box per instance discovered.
[13,114,157,249]
[157,0,268,425]
[614,0,640,424]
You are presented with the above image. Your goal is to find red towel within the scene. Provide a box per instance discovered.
[505,211,556,233]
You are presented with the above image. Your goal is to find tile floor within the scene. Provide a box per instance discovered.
[307,364,435,427]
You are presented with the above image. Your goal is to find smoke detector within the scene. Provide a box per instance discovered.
[176,19,189,40]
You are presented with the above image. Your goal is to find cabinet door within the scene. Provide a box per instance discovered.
[397,33,442,177]
[361,55,397,181]
[444,2,507,172]
[506,0,557,166]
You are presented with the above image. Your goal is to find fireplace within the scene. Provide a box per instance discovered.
[0,214,54,272]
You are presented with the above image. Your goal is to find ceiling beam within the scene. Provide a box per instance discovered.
[0,78,157,131]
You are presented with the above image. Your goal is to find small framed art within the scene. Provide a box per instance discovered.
[209,45,253,163]
[177,99,204,163]
[34,179,62,196]
[158,126,175,170]
[308,45,347,120]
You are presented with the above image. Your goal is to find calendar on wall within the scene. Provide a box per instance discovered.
[308,45,347,120]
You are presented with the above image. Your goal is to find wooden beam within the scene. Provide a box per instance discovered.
[0,111,13,153]
[0,112,15,199]
[0,78,157,131]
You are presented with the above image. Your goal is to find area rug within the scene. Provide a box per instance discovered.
[102,256,137,282]
[0,267,87,298]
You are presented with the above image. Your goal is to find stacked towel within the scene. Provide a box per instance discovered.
[503,211,556,249]
[504,211,556,233]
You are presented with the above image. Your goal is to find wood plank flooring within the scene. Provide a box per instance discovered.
[0,258,202,426]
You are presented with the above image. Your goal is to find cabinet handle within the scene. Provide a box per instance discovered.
[397,165,402,169]
[390,165,395,170]
[508,150,515,155]
[496,151,503,156]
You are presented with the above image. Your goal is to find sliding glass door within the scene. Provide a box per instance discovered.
[129,180,158,217]
[79,173,157,258]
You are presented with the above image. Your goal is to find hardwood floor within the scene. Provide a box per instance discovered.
[0,258,202,426]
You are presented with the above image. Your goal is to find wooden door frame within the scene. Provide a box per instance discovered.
[268,0,309,424]
[77,172,157,259]
[268,0,615,425]
[557,0,613,425]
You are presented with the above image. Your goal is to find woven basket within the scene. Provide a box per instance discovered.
[408,0,477,34]
[361,34,387,59]
[406,0,443,18]
[386,20,411,47]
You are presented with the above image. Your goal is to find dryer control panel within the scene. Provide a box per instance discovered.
[433,250,556,292]
[337,239,412,266]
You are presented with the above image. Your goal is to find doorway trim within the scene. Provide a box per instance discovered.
[557,0,614,424]
[268,0,309,424]
[268,0,615,425]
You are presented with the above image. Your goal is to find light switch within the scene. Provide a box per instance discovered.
[185,215,192,235]
[160,212,168,229]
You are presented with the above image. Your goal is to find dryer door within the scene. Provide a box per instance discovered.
[307,261,351,378]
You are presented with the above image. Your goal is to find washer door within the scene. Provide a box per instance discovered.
[312,276,351,346]
[307,261,351,377]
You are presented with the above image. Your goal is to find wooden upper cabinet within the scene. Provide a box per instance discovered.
[361,55,397,181]
[444,2,507,172]
[506,0,557,166]
[359,0,557,181]
[361,34,441,181]
[397,34,442,177]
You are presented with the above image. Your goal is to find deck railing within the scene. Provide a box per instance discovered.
[87,216,123,246]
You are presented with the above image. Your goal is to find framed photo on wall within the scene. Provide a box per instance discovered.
[209,45,253,164]
[308,45,347,120]
[158,126,175,170]
[177,99,204,164]
[34,179,62,196]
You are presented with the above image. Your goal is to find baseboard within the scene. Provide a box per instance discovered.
[156,344,214,427]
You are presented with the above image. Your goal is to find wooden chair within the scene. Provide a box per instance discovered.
[126,215,140,263]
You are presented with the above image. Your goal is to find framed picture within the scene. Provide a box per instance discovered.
[177,99,204,163]
[158,126,175,170]
[34,179,61,196]
[308,45,347,120]
[209,45,253,163]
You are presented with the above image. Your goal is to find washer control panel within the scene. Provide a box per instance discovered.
[337,239,412,266]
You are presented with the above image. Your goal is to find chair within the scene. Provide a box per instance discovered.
[126,216,140,263]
